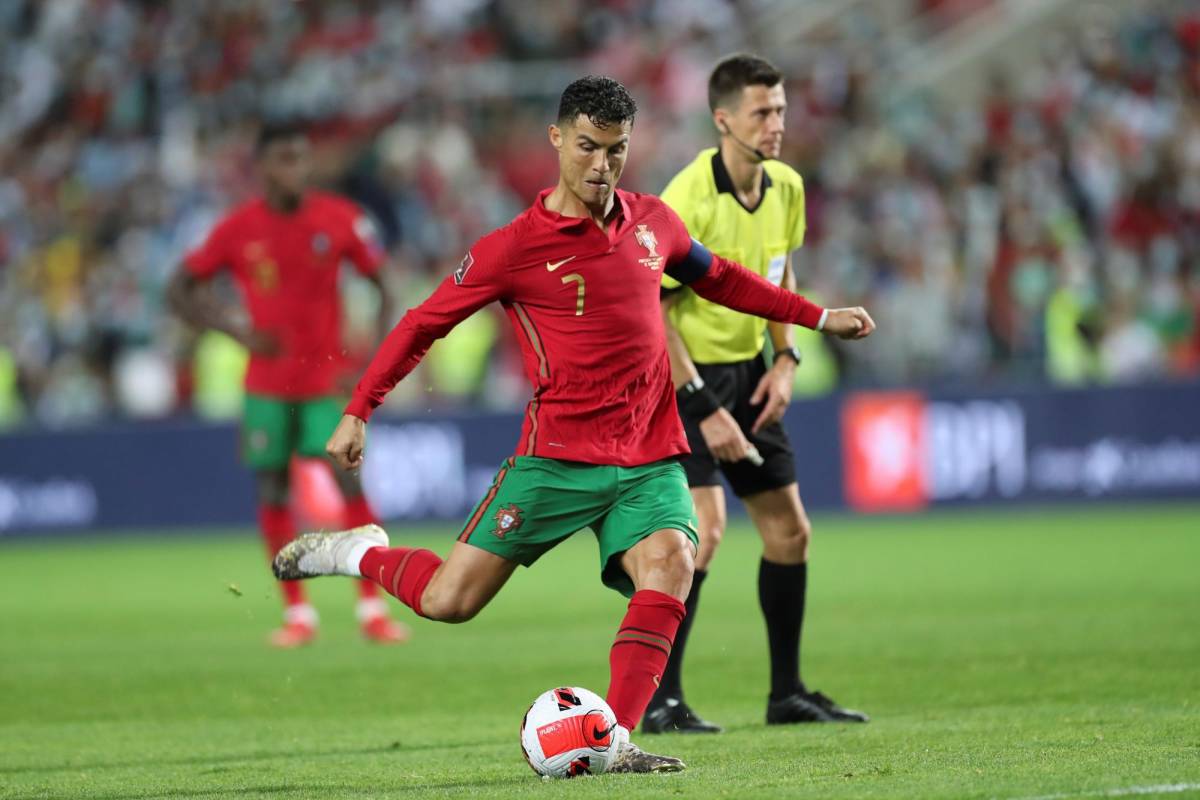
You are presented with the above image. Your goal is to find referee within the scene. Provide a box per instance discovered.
[644,55,870,733]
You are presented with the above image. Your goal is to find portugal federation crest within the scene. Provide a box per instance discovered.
[635,224,663,270]
[491,503,524,539]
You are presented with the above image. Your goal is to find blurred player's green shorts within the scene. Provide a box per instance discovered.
[458,456,699,596]
[241,394,344,469]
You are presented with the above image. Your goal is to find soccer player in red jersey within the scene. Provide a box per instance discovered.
[274,78,873,772]
[169,123,408,648]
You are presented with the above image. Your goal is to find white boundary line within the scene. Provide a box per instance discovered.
[1000,783,1200,800]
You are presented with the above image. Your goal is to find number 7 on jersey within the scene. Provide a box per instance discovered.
[561,273,585,316]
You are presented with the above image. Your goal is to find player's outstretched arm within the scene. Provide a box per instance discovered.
[342,240,510,431]
[664,240,875,340]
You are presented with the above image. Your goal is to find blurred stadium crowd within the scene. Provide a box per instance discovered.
[1,0,1198,428]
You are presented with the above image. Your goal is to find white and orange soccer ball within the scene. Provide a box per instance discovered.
[520,686,626,778]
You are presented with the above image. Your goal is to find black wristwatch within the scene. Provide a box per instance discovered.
[773,346,802,367]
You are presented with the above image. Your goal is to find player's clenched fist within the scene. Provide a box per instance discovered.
[822,307,876,340]
[327,414,367,471]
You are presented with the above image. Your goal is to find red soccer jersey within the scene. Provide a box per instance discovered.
[184,191,384,399]
[348,188,825,467]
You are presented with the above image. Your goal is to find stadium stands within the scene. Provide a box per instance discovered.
[0,0,1197,427]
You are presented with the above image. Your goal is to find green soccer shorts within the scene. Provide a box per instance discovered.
[241,394,344,470]
[457,456,700,597]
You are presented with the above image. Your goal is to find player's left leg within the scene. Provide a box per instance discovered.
[595,461,700,772]
[743,484,868,724]
[297,397,408,643]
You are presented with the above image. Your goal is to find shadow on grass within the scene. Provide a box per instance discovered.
[13,775,532,800]
[0,739,494,777]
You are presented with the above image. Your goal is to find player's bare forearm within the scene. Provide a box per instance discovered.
[167,270,279,354]
[661,293,700,390]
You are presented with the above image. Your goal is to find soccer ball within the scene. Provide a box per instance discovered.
[520,686,626,777]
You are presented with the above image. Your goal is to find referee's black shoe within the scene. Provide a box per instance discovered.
[641,697,723,734]
[766,689,870,724]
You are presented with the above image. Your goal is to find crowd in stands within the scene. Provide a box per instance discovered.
[0,0,1197,427]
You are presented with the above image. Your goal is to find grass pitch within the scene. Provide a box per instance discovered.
[1,504,1198,799]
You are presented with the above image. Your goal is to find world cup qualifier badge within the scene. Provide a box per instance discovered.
[491,504,524,539]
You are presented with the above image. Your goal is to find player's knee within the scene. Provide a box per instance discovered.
[637,533,695,600]
[419,593,480,624]
[418,584,484,624]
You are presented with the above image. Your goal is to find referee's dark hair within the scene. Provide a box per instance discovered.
[255,120,308,154]
[708,54,783,112]
[557,76,638,128]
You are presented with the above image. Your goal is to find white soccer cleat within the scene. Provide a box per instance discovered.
[607,739,686,774]
[272,524,389,580]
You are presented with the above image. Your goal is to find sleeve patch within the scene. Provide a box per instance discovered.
[454,252,475,285]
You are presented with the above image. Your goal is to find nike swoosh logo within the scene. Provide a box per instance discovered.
[545,256,576,272]
[590,723,615,741]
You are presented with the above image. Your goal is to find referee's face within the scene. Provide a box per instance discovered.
[720,83,787,160]
[550,114,632,211]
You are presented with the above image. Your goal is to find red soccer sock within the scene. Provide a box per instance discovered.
[342,495,383,601]
[359,546,442,618]
[258,504,307,608]
[606,590,687,731]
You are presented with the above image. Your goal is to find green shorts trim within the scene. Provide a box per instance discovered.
[241,394,344,469]
[457,456,699,597]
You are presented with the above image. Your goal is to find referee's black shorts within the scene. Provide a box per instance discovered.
[678,354,796,498]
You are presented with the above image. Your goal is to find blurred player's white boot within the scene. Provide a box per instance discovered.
[272,524,389,580]
[356,597,411,644]
[269,603,318,648]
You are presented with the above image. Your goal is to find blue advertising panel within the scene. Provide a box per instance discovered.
[1,381,1197,536]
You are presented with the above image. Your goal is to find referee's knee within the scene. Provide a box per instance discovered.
[762,512,811,564]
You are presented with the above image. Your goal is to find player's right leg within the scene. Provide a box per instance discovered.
[274,526,518,622]
[274,455,591,622]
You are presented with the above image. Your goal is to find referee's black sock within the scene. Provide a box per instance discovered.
[758,558,807,702]
[648,568,707,707]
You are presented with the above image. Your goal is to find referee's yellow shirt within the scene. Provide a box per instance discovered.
[661,147,806,364]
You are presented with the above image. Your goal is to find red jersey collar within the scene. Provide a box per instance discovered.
[533,187,630,231]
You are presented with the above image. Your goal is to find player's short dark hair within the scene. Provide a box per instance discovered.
[708,54,783,112]
[255,120,307,154]
[556,76,638,129]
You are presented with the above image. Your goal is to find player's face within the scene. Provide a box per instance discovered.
[259,136,311,202]
[549,115,631,209]
[719,83,786,160]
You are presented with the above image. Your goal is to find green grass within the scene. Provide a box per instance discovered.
[2,504,1199,800]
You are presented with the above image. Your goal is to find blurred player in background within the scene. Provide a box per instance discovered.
[645,55,869,733]
[168,123,408,648]
[272,76,874,772]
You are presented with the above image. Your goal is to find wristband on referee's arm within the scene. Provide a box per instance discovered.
[676,376,722,420]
